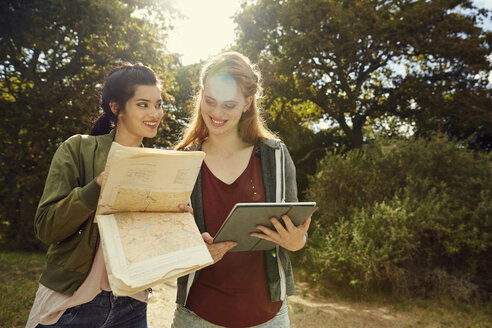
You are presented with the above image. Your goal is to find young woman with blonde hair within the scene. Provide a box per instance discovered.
[173,51,311,328]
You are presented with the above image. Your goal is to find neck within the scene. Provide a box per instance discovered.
[114,128,143,147]
[204,132,250,154]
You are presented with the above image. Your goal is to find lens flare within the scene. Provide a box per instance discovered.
[209,72,237,102]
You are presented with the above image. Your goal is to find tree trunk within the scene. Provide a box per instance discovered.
[336,115,365,149]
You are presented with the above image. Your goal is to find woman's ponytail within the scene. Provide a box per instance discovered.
[90,112,115,136]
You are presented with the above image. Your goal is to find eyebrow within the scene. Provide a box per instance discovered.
[204,95,237,103]
[134,98,162,102]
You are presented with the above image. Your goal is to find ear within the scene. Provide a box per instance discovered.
[109,101,120,115]
[243,96,253,113]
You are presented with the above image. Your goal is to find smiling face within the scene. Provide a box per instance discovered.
[200,73,252,138]
[113,84,163,145]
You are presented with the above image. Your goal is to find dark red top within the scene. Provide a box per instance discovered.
[186,147,282,327]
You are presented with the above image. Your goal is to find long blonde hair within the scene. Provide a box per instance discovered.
[175,51,276,150]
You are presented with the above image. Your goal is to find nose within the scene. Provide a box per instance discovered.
[211,103,226,116]
[153,106,163,120]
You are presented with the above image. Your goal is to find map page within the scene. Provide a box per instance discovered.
[96,142,205,215]
[97,212,213,296]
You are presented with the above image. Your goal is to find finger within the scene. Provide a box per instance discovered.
[201,232,214,244]
[255,225,278,239]
[249,232,275,242]
[251,225,280,243]
[216,241,237,250]
[208,244,227,257]
[178,204,194,214]
[280,215,296,231]
[207,245,226,262]
[207,241,237,262]
[269,217,287,234]
[96,172,105,186]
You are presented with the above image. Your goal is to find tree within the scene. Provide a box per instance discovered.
[257,96,350,195]
[164,63,202,148]
[235,0,492,148]
[0,0,178,250]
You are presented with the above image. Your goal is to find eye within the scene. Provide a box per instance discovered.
[224,103,237,110]
[137,102,148,108]
[205,99,217,106]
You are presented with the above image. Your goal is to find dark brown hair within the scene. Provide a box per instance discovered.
[90,63,161,136]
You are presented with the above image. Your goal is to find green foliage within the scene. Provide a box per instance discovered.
[304,135,492,301]
[235,0,492,148]
[0,0,180,250]
[259,100,350,196]
[164,63,202,147]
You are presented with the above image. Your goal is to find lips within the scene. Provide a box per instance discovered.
[210,116,226,127]
[143,121,159,128]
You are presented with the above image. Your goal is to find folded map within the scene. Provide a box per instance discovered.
[95,142,213,296]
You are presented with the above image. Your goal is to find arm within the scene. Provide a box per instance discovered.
[34,137,101,244]
[250,143,311,251]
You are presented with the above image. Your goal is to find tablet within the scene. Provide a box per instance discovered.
[213,202,317,252]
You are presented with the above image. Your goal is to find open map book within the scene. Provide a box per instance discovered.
[95,142,213,296]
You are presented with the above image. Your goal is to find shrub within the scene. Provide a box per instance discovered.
[303,135,492,301]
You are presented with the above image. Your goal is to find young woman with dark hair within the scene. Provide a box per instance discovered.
[26,62,172,327]
[172,52,311,328]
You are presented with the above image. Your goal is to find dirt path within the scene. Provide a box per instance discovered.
[147,281,417,328]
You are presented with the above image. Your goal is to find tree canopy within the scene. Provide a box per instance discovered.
[235,0,492,148]
[0,0,179,249]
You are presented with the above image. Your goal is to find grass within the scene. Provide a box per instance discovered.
[389,297,492,328]
[0,251,44,328]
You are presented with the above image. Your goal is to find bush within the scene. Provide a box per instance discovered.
[303,135,492,301]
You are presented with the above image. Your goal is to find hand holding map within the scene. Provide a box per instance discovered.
[95,142,213,296]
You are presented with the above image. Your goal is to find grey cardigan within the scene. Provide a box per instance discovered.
[176,138,299,305]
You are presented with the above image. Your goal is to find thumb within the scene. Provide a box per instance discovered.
[201,232,214,244]
[300,215,312,232]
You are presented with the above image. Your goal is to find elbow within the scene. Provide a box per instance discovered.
[34,222,55,245]
[34,209,58,245]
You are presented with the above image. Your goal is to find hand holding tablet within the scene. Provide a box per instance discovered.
[213,202,318,252]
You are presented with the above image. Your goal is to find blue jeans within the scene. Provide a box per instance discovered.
[171,300,290,328]
[36,291,147,328]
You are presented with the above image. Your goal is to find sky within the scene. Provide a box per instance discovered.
[166,0,245,65]
[166,0,492,66]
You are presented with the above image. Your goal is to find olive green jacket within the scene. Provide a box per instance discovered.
[34,131,115,294]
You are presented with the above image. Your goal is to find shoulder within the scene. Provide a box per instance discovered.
[62,131,114,149]
[259,138,291,156]
[60,134,94,151]
[259,138,284,150]
[64,133,89,144]
[259,138,295,167]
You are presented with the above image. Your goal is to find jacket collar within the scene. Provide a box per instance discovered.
[98,129,116,156]
[260,138,282,149]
